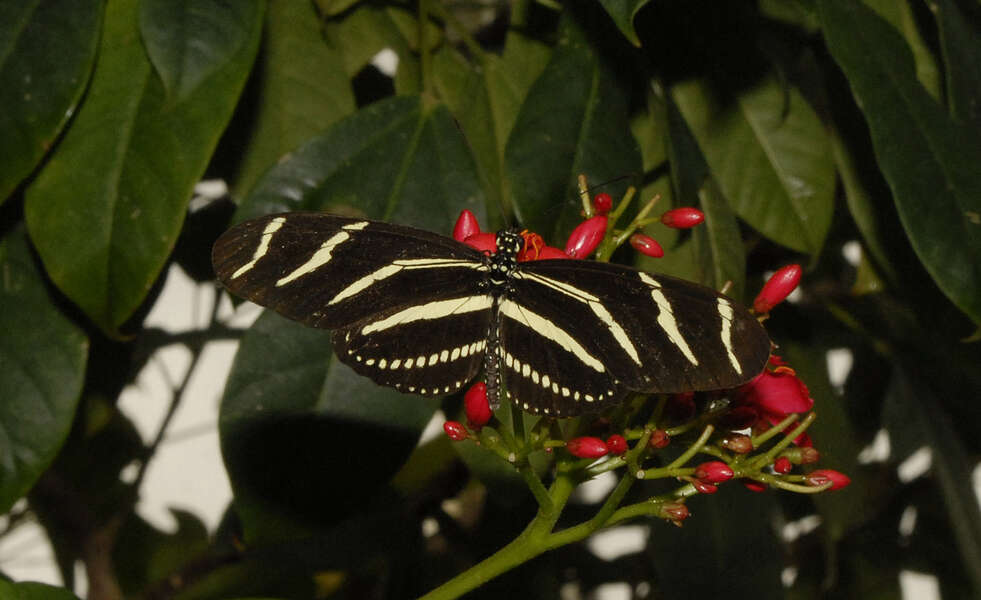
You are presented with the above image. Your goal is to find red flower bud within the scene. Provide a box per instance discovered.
[806,469,851,491]
[658,502,689,523]
[453,209,480,242]
[773,456,793,474]
[463,232,497,253]
[593,192,613,214]
[721,433,754,454]
[694,461,734,484]
[564,215,607,259]
[660,207,704,229]
[539,246,571,260]
[566,436,609,458]
[444,420,467,441]
[629,233,664,258]
[649,429,670,449]
[753,264,802,313]
[692,480,718,494]
[605,434,628,455]
[464,382,492,428]
[743,480,767,492]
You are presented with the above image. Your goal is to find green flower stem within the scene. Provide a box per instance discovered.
[665,425,714,469]
[752,413,799,447]
[518,463,553,513]
[758,473,830,493]
[546,471,636,548]
[748,413,816,470]
[605,483,698,526]
[419,473,577,599]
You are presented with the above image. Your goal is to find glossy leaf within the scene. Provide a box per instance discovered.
[819,0,981,323]
[0,228,87,514]
[0,581,80,600]
[693,180,747,301]
[935,0,981,127]
[505,20,641,244]
[24,0,263,335]
[219,311,439,542]
[139,0,257,101]
[231,0,355,198]
[596,0,650,47]
[0,0,103,201]
[672,76,835,255]
[234,95,486,231]
[433,32,550,224]
[324,4,409,77]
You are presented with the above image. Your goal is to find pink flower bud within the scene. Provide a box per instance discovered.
[660,207,704,229]
[692,480,718,494]
[659,502,689,523]
[721,433,754,454]
[566,436,609,458]
[629,233,664,258]
[773,456,793,474]
[806,469,851,491]
[694,461,734,484]
[444,421,467,441]
[464,382,492,428]
[605,434,628,455]
[593,193,613,214]
[564,215,607,259]
[649,429,670,449]
[743,480,767,492]
[463,232,497,253]
[453,209,480,241]
[753,264,802,313]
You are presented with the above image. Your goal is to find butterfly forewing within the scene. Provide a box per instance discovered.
[212,213,488,330]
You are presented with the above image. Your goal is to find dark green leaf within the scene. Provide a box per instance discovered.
[0,581,80,600]
[596,0,650,47]
[692,179,747,301]
[139,0,257,101]
[234,95,486,231]
[863,0,942,98]
[325,5,408,77]
[647,486,784,598]
[433,33,550,225]
[672,76,835,255]
[23,0,263,335]
[0,227,87,514]
[505,22,641,244]
[231,0,355,198]
[219,311,439,542]
[0,0,103,201]
[935,0,981,127]
[113,509,210,596]
[882,369,981,596]
[819,0,981,324]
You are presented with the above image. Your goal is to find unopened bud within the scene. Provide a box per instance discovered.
[721,433,754,454]
[444,421,467,441]
[773,456,792,474]
[692,480,718,494]
[464,382,492,428]
[593,192,613,214]
[629,233,664,258]
[743,480,767,492]
[806,469,851,491]
[649,429,670,449]
[606,434,628,455]
[660,207,704,229]
[453,209,480,241]
[753,264,802,313]
[564,216,607,259]
[566,436,609,458]
[694,461,734,484]
[659,502,690,524]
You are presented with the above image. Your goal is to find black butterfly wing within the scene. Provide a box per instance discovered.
[505,259,769,415]
[213,213,493,396]
[212,213,488,329]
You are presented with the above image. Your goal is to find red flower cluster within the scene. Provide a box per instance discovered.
[732,356,814,446]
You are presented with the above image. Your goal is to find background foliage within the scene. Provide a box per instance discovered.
[1,0,980,598]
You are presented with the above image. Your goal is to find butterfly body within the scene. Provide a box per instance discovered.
[212,213,770,417]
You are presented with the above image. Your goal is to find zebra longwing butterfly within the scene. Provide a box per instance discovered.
[212,213,770,417]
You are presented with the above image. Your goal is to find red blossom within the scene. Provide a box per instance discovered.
[463,232,497,253]
[606,434,628,455]
[629,233,664,258]
[564,215,607,259]
[660,207,704,229]
[567,436,610,458]
[444,421,468,441]
[694,461,734,484]
[453,209,480,241]
[753,264,802,313]
[806,469,851,491]
[593,192,613,214]
[464,382,492,428]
